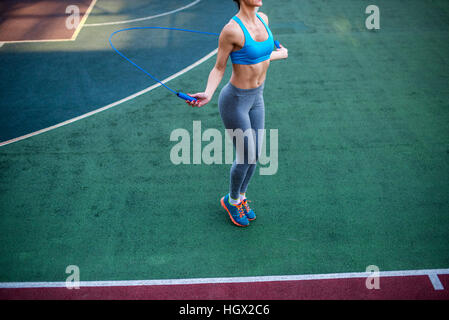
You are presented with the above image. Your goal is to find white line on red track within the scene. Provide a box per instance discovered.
[1,268,448,289]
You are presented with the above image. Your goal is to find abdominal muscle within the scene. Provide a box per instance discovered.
[229,59,270,89]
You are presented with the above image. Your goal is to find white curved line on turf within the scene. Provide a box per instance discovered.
[84,0,201,27]
[0,268,448,289]
[0,48,218,148]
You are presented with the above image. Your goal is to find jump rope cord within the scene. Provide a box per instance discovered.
[109,26,280,102]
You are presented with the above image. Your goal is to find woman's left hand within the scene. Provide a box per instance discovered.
[276,43,288,59]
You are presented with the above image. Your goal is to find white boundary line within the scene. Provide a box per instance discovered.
[71,0,98,40]
[84,0,201,27]
[0,268,448,289]
[428,273,444,290]
[0,38,76,44]
[0,49,218,148]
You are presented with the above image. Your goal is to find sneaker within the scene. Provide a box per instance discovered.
[220,194,249,227]
[241,198,256,221]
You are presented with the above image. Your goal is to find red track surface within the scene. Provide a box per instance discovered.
[0,0,93,41]
[1,275,448,300]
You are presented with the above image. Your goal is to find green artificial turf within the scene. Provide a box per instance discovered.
[0,0,448,282]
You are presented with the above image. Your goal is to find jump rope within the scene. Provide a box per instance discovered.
[109,26,281,102]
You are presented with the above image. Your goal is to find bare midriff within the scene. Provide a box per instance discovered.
[230,59,270,89]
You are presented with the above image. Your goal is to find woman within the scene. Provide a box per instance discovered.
[186,0,288,227]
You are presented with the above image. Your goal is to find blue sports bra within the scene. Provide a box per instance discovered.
[230,13,275,65]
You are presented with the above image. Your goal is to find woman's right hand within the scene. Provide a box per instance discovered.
[185,92,210,108]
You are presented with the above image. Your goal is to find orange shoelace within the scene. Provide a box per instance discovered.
[236,203,245,218]
[242,199,251,213]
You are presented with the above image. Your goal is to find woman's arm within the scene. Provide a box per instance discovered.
[186,25,235,107]
[258,12,288,62]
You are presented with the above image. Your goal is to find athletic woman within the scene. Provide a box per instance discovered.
[185,0,288,227]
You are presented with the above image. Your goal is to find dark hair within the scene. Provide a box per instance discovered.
[233,0,240,9]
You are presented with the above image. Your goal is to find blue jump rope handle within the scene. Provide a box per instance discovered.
[177,92,197,102]
[274,40,281,49]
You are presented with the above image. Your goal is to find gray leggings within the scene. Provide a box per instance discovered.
[218,81,265,200]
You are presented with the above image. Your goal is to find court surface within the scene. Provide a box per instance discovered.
[0,0,448,299]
